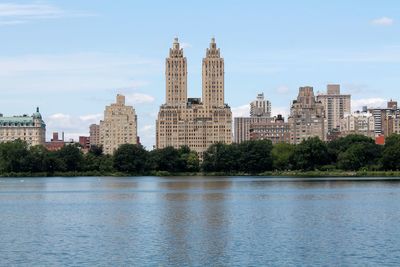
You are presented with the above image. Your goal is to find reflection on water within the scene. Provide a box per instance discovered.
[1,176,400,266]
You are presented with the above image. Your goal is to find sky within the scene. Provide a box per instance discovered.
[0,0,399,149]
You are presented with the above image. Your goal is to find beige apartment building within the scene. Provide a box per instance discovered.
[89,123,100,146]
[0,107,46,146]
[339,110,375,138]
[156,38,232,155]
[288,86,325,144]
[249,115,290,144]
[100,94,137,154]
[316,84,351,138]
[250,93,271,118]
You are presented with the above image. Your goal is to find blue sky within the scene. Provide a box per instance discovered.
[0,0,399,149]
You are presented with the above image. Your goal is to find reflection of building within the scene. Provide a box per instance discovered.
[0,107,46,146]
[368,100,400,137]
[249,115,290,144]
[45,132,65,151]
[234,93,271,143]
[317,84,351,136]
[89,124,100,146]
[339,109,375,138]
[288,86,325,144]
[100,94,138,154]
[156,38,232,156]
[250,93,271,117]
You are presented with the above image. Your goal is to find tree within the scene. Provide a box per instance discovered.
[237,140,273,173]
[291,137,330,171]
[381,134,400,170]
[337,142,381,171]
[149,146,185,172]
[272,143,295,170]
[0,140,30,173]
[328,134,375,162]
[202,143,240,172]
[113,144,148,173]
[57,144,83,171]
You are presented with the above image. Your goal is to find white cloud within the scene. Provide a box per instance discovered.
[352,98,387,111]
[45,113,103,141]
[181,42,192,49]
[0,53,160,92]
[276,86,289,94]
[371,17,394,26]
[232,104,249,117]
[125,93,155,104]
[0,2,93,25]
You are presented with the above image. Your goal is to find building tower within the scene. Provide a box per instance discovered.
[202,37,224,108]
[166,37,187,106]
[99,94,137,154]
[250,93,271,117]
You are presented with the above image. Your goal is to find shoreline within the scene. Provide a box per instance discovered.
[2,171,400,178]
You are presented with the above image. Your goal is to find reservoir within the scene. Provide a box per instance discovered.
[1,176,400,266]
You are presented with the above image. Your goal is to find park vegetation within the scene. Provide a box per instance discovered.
[1,134,400,177]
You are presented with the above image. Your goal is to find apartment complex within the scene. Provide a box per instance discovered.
[250,93,271,117]
[339,109,375,138]
[100,94,138,154]
[156,38,232,155]
[368,100,400,137]
[317,84,351,137]
[249,115,290,144]
[234,93,272,143]
[288,86,325,144]
[89,124,100,146]
[0,107,46,146]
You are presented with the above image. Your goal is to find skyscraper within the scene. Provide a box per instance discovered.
[250,93,271,118]
[316,84,351,137]
[99,94,137,154]
[288,86,325,144]
[156,38,232,156]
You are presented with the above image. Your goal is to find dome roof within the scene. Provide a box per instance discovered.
[32,107,42,119]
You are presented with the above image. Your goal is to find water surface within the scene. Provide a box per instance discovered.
[1,176,400,266]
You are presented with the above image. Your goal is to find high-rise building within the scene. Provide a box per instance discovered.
[0,107,46,146]
[100,94,137,154]
[89,124,100,146]
[339,111,375,139]
[368,100,400,137]
[316,84,351,137]
[249,115,290,144]
[156,38,232,156]
[250,93,271,117]
[288,86,325,144]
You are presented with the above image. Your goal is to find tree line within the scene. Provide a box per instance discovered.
[1,134,400,175]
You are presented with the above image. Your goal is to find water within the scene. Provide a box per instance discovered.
[1,176,400,266]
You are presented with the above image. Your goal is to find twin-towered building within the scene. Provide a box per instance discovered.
[156,38,232,155]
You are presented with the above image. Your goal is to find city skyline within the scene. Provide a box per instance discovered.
[1,1,399,149]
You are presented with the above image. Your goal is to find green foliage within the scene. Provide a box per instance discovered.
[382,134,400,170]
[237,140,273,173]
[113,144,148,173]
[291,137,330,171]
[272,143,295,170]
[328,134,375,162]
[337,142,381,171]
[202,143,239,172]
[57,144,83,171]
[0,140,30,172]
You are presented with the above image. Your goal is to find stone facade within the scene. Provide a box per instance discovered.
[317,84,351,138]
[339,111,375,138]
[156,38,232,156]
[288,86,325,144]
[0,107,46,146]
[250,93,271,118]
[89,124,100,146]
[249,115,290,144]
[234,117,271,143]
[368,100,400,137]
[100,94,137,154]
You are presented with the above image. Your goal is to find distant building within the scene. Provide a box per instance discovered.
[0,107,46,146]
[368,100,400,137]
[288,86,325,144]
[45,132,65,151]
[234,93,272,143]
[89,124,100,147]
[339,110,375,139]
[100,94,137,154]
[156,38,232,156]
[250,93,271,117]
[79,136,90,150]
[249,115,290,144]
[317,84,351,138]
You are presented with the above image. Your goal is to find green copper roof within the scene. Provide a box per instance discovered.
[0,107,45,127]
